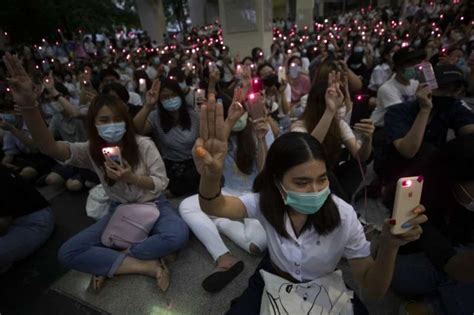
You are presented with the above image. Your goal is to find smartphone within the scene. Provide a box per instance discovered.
[246,93,266,121]
[102,146,122,166]
[251,77,263,94]
[391,176,424,235]
[195,88,205,107]
[415,62,438,90]
[278,66,286,83]
[139,78,147,93]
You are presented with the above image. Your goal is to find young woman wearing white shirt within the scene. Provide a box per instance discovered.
[192,95,427,314]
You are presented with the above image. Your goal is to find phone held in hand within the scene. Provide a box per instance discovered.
[246,93,266,121]
[278,66,286,83]
[102,146,123,166]
[251,77,263,94]
[391,176,424,235]
[415,62,438,90]
[139,78,147,93]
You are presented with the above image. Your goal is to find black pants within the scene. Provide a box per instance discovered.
[226,254,369,315]
[163,158,200,197]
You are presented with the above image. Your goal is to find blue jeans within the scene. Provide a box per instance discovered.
[58,195,189,277]
[391,252,474,315]
[0,207,54,271]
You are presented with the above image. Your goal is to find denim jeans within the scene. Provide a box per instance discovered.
[58,194,189,277]
[391,252,474,315]
[0,207,54,271]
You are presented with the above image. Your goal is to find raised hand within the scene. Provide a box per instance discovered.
[2,52,36,108]
[192,95,228,179]
[381,205,428,248]
[325,71,344,113]
[224,87,245,139]
[145,79,161,108]
[416,83,433,112]
[353,119,375,140]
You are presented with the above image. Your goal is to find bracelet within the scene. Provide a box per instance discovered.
[199,190,221,201]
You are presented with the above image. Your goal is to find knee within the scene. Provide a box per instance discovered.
[66,179,83,192]
[178,195,199,218]
[57,239,75,268]
[20,167,38,180]
[46,172,64,186]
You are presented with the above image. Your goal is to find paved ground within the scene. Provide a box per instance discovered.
[30,164,403,315]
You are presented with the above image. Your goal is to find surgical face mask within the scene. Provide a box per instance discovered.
[289,65,301,78]
[232,112,248,132]
[162,96,182,111]
[1,113,17,124]
[178,81,188,91]
[96,122,126,144]
[401,66,417,81]
[42,101,62,116]
[119,62,127,69]
[152,57,160,65]
[456,58,466,69]
[327,44,335,52]
[279,183,331,215]
[354,46,364,53]
[413,39,421,48]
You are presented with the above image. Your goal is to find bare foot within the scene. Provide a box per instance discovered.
[89,275,107,293]
[156,259,170,292]
[249,243,261,255]
[216,252,240,270]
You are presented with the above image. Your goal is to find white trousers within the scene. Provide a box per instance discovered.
[178,191,267,261]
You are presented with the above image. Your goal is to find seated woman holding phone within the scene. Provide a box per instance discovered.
[133,78,200,197]
[179,89,273,292]
[192,92,427,314]
[292,69,375,202]
[3,53,189,292]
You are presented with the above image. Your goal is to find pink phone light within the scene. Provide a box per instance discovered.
[249,93,255,100]
[356,95,363,101]
[254,79,259,84]
[402,180,412,188]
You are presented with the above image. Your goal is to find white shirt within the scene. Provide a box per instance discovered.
[370,76,418,127]
[368,63,392,92]
[240,193,370,282]
[128,91,143,106]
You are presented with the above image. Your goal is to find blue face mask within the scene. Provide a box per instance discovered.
[280,184,331,215]
[162,96,182,112]
[232,112,248,132]
[96,122,126,144]
[178,82,188,91]
[1,113,17,124]
[402,67,417,81]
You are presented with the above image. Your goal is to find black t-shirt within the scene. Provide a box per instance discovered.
[0,166,50,218]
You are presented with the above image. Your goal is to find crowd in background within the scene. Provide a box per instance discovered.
[1,0,474,314]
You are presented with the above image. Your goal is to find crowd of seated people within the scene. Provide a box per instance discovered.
[1,1,473,313]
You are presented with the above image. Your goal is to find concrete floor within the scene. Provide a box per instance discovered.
[43,165,404,315]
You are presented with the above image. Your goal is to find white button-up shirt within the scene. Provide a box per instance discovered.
[240,193,370,282]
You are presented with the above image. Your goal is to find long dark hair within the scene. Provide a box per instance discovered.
[233,120,257,175]
[301,79,342,169]
[86,94,140,171]
[253,132,341,238]
[158,78,192,133]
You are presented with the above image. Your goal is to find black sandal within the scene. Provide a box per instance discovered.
[202,261,244,293]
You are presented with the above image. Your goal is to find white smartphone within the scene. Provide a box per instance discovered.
[102,146,123,166]
[391,176,424,234]
[278,66,286,83]
[415,62,438,90]
[138,78,147,93]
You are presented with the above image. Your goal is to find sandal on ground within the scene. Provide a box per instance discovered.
[156,259,170,292]
[88,275,107,293]
[202,261,244,293]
